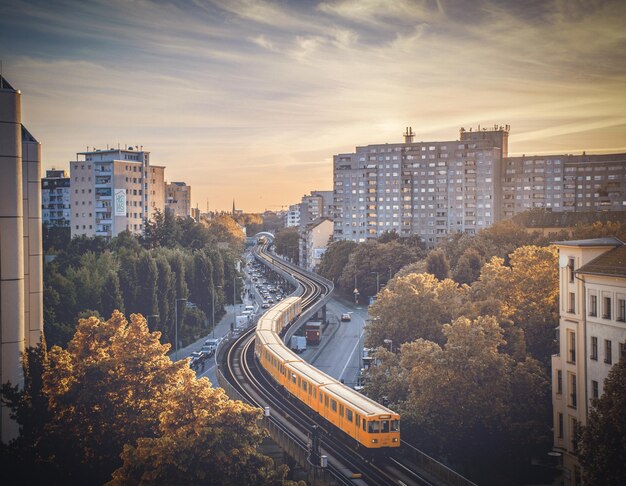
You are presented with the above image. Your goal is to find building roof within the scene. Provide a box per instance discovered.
[576,244,626,278]
[553,237,624,247]
[305,216,333,230]
[0,75,15,91]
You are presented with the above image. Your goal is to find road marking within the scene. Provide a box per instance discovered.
[339,326,365,382]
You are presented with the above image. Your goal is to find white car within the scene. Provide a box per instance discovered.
[341,313,351,322]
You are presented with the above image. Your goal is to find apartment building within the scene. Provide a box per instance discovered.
[42,169,71,227]
[502,153,626,218]
[286,204,300,227]
[70,147,162,238]
[333,126,626,246]
[0,75,43,442]
[333,126,505,245]
[552,238,626,485]
[166,181,191,218]
[301,217,334,271]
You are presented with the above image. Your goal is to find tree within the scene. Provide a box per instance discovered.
[579,357,626,486]
[471,245,559,364]
[317,240,358,284]
[452,247,484,285]
[273,227,299,263]
[366,272,471,347]
[2,312,293,484]
[426,249,451,280]
[109,374,295,486]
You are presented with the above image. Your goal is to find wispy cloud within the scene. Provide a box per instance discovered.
[1,0,625,211]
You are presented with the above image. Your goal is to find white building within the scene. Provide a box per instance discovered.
[286,204,300,228]
[552,237,626,484]
[301,217,333,271]
[42,169,70,227]
[70,147,164,238]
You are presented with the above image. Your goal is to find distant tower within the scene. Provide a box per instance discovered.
[232,199,236,216]
[403,126,415,144]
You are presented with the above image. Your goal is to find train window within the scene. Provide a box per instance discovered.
[331,399,337,412]
[356,415,360,427]
[291,373,296,384]
[313,388,317,398]
[381,420,389,433]
[368,421,381,433]
[319,392,323,403]
[324,395,329,407]
[391,420,400,432]
[302,380,307,392]
[339,404,344,416]
[362,420,366,432]
[346,409,353,422]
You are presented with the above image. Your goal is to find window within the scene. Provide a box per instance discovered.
[568,257,575,283]
[604,340,612,364]
[556,370,563,394]
[330,399,337,413]
[589,294,597,317]
[592,380,599,399]
[569,373,577,408]
[618,298,626,322]
[368,421,380,433]
[557,413,564,438]
[391,420,400,432]
[569,292,576,313]
[346,409,353,422]
[603,296,612,319]
[590,336,598,360]
[620,342,626,361]
[568,330,576,363]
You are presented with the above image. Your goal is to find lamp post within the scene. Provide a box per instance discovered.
[174,298,187,361]
[353,266,359,304]
[383,338,393,353]
[212,285,222,339]
[371,271,380,294]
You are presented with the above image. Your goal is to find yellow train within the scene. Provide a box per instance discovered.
[255,296,400,448]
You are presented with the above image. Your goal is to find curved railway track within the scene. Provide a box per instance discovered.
[219,243,435,485]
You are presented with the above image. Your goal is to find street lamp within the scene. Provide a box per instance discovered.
[371,271,380,294]
[383,338,393,353]
[353,266,359,304]
[174,298,187,361]
[212,285,222,339]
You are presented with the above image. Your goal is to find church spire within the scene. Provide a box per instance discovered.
[232,199,235,216]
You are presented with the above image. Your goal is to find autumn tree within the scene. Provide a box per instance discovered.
[452,247,484,285]
[392,316,551,480]
[317,240,358,284]
[471,245,559,364]
[366,272,471,347]
[578,356,626,486]
[3,312,293,484]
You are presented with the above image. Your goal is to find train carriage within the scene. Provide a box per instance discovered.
[253,249,400,449]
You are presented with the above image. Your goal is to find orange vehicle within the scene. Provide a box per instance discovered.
[255,297,400,448]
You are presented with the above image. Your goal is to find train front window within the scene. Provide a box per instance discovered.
[391,420,400,432]
[368,421,380,433]
[381,420,389,433]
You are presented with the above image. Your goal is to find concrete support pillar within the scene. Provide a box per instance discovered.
[22,131,43,347]
[0,82,25,443]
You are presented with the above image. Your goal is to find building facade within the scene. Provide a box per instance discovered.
[149,165,166,219]
[333,126,626,246]
[552,238,626,485]
[165,181,191,218]
[42,169,71,227]
[286,204,300,228]
[301,217,334,271]
[333,126,505,246]
[70,147,163,238]
[0,76,43,442]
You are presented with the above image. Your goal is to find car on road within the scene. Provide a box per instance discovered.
[262,302,270,308]
[341,313,351,322]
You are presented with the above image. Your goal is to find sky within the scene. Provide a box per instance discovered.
[1,0,625,212]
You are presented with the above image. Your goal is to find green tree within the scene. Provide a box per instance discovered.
[579,356,626,486]
[317,240,358,285]
[273,227,300,263]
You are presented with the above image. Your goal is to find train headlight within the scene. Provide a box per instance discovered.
[392,438,399,442]
[371,439,378,444]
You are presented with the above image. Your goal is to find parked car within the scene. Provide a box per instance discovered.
[341,313,351,322]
